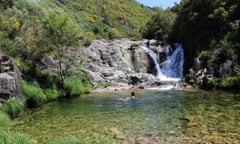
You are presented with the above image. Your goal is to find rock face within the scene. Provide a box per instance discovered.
[211,48,233,77]
[0,55,22,107]
[185,48,234,89]
[0,73,16,99]
[83,39,147,72]
[78,39,161,90]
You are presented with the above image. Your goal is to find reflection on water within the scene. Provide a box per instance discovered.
[10,90,240,143]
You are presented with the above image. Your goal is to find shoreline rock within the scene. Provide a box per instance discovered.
[0,55,23,107]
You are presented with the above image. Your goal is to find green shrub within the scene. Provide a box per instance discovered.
[56,89,67,98]
[44,88,59,101]
[233,65,240,76]
[0,31,24,57]
[2,98,24,118]
[210,77,240,89]
[21,80,47,107]
[199,50,211,69]
[189,79,195,85]
[0,111,9,131]
[64,76,84,97]
[39,70,59,89]
[219,77,240,89]
[65,68,92,96]
[96,82,115,88]
[82,84,91,94]
[64,75,91,96]
[83,38,92,47]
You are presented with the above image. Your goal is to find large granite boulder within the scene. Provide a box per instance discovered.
[0,73,16,100]
[0,72,22,99]
[186,48,235,89]
[80,39,155,89]
[40,56,57,69]
[82,39,148,73]
[0,55,22,107]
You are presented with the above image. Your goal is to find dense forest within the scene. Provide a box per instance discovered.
[142,0,240,89]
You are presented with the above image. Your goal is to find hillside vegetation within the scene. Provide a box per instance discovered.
[0,0,154,53]
[0,0,155,62]
[140,0,240,89]
[0,0,155,106]
[169,0,240,89]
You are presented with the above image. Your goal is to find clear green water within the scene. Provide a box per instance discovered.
[10,90,240,143]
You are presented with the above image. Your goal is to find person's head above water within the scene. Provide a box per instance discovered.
[130,91,135,99]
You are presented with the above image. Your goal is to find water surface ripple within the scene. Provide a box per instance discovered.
[10,90,240,143]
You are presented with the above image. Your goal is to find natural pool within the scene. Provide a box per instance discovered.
[10,90,240,143]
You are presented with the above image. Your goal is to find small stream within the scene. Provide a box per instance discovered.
[10,90,240,143]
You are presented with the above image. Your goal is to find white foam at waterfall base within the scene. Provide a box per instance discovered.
[149,82,182,91]
[140,43,184,90]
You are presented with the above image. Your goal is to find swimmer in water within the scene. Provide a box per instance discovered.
[130,91,135,99]
[117,91,136,102]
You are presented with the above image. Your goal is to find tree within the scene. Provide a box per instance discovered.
[42,13,80,88]
[0,0,13,9]
[169,0,233,73]
[141,9,176,41]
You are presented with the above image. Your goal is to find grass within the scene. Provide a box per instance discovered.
[0,111,33,144]
[64,76,85,97]
[2,98,24,119]
[21,80,47,107]
[0,111,9,131]
[44,87,59,101]
[0,132,32,144]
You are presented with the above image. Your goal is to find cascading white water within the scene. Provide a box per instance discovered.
[140,45,167,79]
[140,43,184,83]
[160,43,184,81]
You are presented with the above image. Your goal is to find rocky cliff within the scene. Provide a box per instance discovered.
[0,39,168,104]
[78,39,162,92]
[0,55,23,108]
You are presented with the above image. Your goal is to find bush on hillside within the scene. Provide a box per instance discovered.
[0,31,24,56]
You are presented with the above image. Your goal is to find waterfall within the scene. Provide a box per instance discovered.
[140,43,184,82]
[163,44,173,57]
[140,45,167,80]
